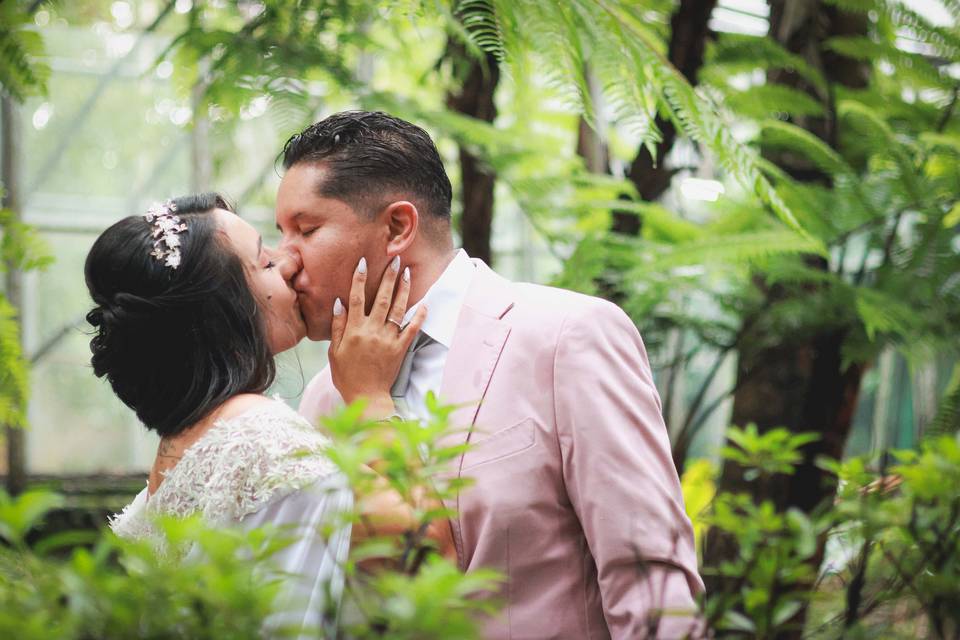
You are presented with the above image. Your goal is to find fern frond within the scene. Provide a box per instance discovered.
[887,2,960,62]
[854,286,927,342]
[920,131,960,154]
[483,0,812,237]
[927,362,960,437]
[0,2,49,101]
[826,36,950,90]
[0,211,53,273]
[760,120,856,177]
[838,100,924,205]
[601,200,702,243]
[826,0,960,61]
[705,33,828,96]
[631,230,825,276]
[942,0,960,21]
[454,0,505,61]
[0,296,27,428]
[723,83,826,120]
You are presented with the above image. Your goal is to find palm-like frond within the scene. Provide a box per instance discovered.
[838,100,925,205]
[723,84,826,120]
[927,363,960,437]
[0,1,49,101]
[0,298,27,428]
[705,33,828,96]
[630,230,825,277]
[825,0,960,62]
[826,36,951,90]
[454,0,504,61]
[447,0,812,237]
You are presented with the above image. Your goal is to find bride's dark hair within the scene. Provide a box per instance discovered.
[84,193,275,437]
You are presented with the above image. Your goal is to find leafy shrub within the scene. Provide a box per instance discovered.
[2,407,958,638]
[0,400,499,639]
[693,426,960,639]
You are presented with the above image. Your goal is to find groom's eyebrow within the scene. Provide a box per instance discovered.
[276,212,304,232]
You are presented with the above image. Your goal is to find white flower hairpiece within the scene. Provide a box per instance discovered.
[144,200,188,269]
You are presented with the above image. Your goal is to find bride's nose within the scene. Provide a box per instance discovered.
[276,251,302,283]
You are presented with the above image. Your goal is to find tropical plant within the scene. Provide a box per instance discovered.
[0,1,50,102]
[0,400,501,639]
[694,425,960,639]
[1,0,54,493]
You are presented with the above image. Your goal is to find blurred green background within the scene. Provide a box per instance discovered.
[1,0,957,493]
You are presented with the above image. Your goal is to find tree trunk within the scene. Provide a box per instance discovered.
[446,42,499,266]
[724,0,869,508]
[704,2,870,634]
[1,95,27,496]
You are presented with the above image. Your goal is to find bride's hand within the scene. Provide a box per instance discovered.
[328,255,427,418]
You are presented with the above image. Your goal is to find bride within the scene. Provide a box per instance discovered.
[84,193,437,636]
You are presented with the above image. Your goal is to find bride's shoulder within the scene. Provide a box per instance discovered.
[151,397,336,521]
[216,393,290,421]
[216,394,317,433]
[204,395,331,463]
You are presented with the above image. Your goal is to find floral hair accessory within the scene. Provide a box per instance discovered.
[144,200,188,269]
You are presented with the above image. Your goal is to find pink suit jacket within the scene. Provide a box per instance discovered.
[300,259,704,639]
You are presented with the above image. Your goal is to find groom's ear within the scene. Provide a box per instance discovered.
[382,200,419,255]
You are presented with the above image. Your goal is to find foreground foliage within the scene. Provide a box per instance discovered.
[687,427,960,639]
[0,401,500,639]
[1,403,958,638]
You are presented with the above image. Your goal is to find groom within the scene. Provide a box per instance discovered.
[277,111,704,638]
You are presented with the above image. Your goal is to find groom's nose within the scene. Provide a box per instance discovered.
[276,251,302,283]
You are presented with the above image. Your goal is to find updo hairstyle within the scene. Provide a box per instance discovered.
[84,193,275,437]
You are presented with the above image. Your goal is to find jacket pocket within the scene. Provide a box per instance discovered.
[461,418,536,471]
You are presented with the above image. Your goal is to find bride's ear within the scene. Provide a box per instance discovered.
[382,200,418,255]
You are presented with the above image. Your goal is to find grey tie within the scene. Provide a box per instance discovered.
[391,331,435,416]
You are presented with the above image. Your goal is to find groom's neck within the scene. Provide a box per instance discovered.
[405,247,458,308]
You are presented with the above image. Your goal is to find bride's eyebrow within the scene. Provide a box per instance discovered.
[256,235,263,259]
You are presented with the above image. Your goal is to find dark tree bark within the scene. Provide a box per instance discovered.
[704,2,870,635]
[446,41,500,266]
[719,0,869,506]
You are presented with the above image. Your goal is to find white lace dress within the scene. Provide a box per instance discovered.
[110,399,352,638]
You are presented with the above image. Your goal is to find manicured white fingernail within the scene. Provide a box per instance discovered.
[390,255,401,272]
[357,257,367,274]
[333,297,344,316]
[402,266,410,283]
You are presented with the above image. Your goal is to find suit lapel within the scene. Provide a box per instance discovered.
[436,260,513,569]
[436,259,514,458]
[438,308,510,450]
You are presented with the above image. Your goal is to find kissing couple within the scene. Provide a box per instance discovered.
[88,111,704,638]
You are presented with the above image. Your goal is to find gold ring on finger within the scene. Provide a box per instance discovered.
[387,318,404,331]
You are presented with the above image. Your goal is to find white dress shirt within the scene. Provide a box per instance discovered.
[400,249,475,421]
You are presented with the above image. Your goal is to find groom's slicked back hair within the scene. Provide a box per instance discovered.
[281,111,452,221]
[84,193,275,438]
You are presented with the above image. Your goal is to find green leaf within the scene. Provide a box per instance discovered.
[0,490,64,546]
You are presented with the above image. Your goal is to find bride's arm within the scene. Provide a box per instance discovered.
[353,473,457,565]
[240,475,353,636]
[327,256,426,422]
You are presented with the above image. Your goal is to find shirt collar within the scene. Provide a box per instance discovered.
[402,249,474,349]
